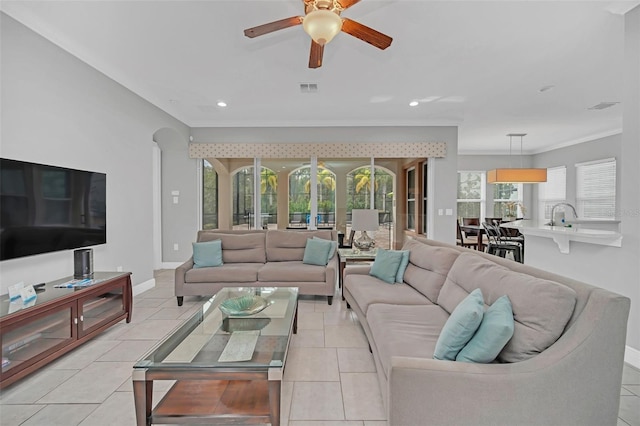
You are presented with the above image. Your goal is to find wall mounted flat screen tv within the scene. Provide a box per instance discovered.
[0,158,106,261]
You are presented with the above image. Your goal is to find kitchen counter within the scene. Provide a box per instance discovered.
[501,220,623,254]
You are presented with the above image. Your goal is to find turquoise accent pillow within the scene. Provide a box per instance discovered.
[313,236,337,260]
[369,249,404,284]
[303,238,332,266]
[192,240,223,268]
[456,295,515,363]
[395,250,410,283]
[433,288,484,361]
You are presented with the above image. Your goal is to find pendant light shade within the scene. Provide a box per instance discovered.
[487,168,547,184]
[487,133,547,184]
[303,10,343,45]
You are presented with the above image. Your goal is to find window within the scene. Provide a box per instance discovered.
[232,167,254,227]
[576,158,616,219]
[457,171,485,220]
[538,166,566,220]
[422,161,428,234]
[260,167,278,228]
[493,183,523,218]
[202,160,218,229]
[406,167,416,230]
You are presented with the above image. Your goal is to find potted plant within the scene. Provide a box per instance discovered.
[504,201,526,221]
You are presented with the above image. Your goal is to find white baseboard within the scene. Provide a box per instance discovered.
[133,278,155,296]
[162,262,182,269]
[625,345,640,369]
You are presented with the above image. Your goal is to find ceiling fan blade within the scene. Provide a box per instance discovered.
[341,18,393,50]
[309,40,324,68]
[337,0,362,9]
[244,16,303,38]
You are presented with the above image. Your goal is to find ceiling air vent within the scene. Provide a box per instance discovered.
[300,83,318,93]
[588,102,620,110]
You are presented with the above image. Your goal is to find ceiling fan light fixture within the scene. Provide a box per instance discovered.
[303,10,343,45]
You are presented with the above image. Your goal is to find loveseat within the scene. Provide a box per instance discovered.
[175,229,338,306]
[343,237,630,426]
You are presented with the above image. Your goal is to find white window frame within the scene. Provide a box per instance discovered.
[576,158,616,220]
[456,171,486,220]
[406,167,416,231]
[538,166,567,220]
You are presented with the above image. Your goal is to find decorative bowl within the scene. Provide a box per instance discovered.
[219,295,271,316]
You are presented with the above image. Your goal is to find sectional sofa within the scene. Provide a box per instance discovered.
[175,229,338,306]
[343,237,630,426]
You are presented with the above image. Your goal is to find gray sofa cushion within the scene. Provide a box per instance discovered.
[197,232,266,264]
[438,252,577,362]
[401,239,460,303]
[266,230,335,262]
[367,303,449,378]
[185,263,262,283]
[345,275,432,315]
[258,261,328,282]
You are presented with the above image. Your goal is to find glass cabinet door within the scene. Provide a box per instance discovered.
[78,286,125,338]
[1,302,76,381]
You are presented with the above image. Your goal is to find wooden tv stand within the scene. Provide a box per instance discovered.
[0,272,132,388]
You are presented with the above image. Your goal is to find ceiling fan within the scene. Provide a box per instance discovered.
[243,0,393,68]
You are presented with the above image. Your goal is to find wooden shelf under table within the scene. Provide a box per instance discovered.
[152,380,271,424]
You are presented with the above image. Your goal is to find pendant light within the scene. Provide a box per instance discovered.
[487,133,547,184]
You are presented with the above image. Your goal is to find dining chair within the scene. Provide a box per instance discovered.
[457,221,479,250]
[482,222,522,263]
[462,217,480,236]
[498,222,525,258]
[485,217,503,226]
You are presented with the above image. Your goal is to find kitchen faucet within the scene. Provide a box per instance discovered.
[549,203,578,226]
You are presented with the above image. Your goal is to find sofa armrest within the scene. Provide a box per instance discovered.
[174,257,194,297]
[343,265,371,277]
[326,254,338,288]
[387,291,629,426]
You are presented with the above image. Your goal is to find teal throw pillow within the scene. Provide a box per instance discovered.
[433,288,484,361]
[456,295,515,363]
[369,248,404,284]
[192,240,223,268]
[395,250,410,283]
[313,236,337,260]
[303,238,332,266]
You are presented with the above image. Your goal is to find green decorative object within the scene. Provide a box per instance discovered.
[219,295,271,316]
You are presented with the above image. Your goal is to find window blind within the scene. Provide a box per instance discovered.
[576,158,616,219]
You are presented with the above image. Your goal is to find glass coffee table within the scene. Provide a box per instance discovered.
[132,287,298,426]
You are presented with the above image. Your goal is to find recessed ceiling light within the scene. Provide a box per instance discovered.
[217,101,227,107]
[409,101,419,107]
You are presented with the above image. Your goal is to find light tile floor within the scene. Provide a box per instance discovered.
[1,269,638,426]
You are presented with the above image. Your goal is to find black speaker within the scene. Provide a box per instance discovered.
[74,248,94,279]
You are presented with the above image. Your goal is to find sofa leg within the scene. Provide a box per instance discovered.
[327,296,333,305]
[177,296,183,306]
[346,302,351,309]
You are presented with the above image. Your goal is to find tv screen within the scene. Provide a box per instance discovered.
[0,158,106,261]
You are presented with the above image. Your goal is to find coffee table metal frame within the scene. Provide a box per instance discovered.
[132,287,298,426]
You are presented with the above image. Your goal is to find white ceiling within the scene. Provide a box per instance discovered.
[2,0,638,153]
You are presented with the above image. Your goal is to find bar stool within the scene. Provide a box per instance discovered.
[482,222,523,263]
